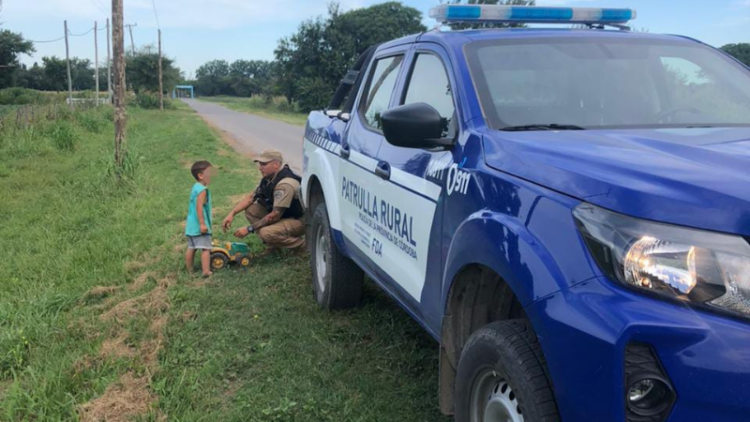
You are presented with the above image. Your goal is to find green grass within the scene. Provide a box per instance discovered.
[199,96,308,127]
[0,102,449,421]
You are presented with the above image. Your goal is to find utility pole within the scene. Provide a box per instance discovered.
[158,29,163,111]
[94,21,99,106]
[113,0,127,175]
[125,23,137,55]
[106,18,112,102]
[64,20,74,110]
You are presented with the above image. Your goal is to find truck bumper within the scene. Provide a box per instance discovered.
[527,276,750,422]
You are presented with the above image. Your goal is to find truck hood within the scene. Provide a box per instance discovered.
[482,127,750,236]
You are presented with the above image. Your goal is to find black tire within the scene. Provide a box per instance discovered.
[309,201,364,310]
[210,252,228,271]
[455,320,560,422]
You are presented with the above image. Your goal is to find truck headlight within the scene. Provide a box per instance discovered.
[573,203,750,319]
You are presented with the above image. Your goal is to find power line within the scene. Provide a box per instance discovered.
[30,36,66,44]
[68,27,95,37]
[89,0,107,15]
[151,0,161,29]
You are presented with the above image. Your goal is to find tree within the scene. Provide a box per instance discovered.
[126,47,181,93]
[195,59,230,96]
[40,56,71,91]
[71,58,95,91]
[442,0,536,30]
[274,16,328,107]
[0,29,35,88]
[721,43,750,68]
[275,1,426,111]
[228,59,274,97]
[16,63,45,90]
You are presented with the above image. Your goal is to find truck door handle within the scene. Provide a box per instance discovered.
[340,145,351,159]
[375,161,391,180]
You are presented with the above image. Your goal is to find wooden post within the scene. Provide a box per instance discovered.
[112,0,127,174]
[158,29,163,111]
[126,23,136,55]
[94,21,99,106]
[107,18,112,102]
[64,20,74,110]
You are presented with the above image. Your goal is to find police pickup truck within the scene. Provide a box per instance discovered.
[301,5,750,422]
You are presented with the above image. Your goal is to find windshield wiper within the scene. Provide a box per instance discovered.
[501,124,586,132]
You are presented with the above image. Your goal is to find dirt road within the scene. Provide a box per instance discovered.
[182,99,305,173]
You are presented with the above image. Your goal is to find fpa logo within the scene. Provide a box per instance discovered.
[446,159,470,196]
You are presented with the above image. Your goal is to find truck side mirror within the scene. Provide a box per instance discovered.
[381,103,454,149]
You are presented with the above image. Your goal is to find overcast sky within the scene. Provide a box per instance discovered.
[4,0,749,77]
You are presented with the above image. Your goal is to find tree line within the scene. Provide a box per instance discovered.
[187,0,750,113]
[188,1,426,111]
[1,28,181,94]
[2,1,750,112]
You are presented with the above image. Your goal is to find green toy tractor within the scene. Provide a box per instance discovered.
[210,241,252,270]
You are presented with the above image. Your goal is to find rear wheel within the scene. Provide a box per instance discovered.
[238,255,252,268]
[309,201,364,310]
[455,320,560,422]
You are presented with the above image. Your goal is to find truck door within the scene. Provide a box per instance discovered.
[373,44,461,327]
[338,47,409,278]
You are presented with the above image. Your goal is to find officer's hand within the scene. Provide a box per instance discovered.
[222,214,234,233]
[234,226,250,238]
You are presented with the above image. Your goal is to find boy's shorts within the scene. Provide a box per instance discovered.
[186,234,212,250]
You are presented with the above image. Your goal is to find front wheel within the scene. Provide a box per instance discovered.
[455,320,560,422]
[309,201,364,310]
[210,253,228,271]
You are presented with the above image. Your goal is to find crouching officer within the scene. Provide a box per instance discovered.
[222,149,305,253]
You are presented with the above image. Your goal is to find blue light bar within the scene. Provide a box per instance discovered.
[429,5,636,25]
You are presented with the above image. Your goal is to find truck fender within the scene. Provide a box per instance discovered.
[442,210,568,310]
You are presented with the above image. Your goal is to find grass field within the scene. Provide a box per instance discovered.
[0,101,449,421]
[198,96,308,126]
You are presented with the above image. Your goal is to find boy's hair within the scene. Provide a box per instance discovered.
[191,161,212,181]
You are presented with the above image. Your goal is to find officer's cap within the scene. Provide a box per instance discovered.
[254,149,284,164]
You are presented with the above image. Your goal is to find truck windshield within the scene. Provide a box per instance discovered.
[465,36,750,130]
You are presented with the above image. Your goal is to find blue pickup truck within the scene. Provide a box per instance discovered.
[301,5,750,422]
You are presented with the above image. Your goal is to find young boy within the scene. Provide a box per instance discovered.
[185,160,214,276]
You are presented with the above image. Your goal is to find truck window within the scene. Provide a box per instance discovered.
[659,56,747,122]
[466,37,750,130]
[361,55,404,131]
[403,53,456,138]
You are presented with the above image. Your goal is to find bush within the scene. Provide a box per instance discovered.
[102,106,114,122]
[0,88,66,106]
[0,88,45,105]
[50,120,76,151]
[134,92,175,110]
[76,110,105,133]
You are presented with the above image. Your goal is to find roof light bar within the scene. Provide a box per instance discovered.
[429,5,636,25]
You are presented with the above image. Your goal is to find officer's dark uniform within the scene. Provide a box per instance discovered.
[245,164,305,250]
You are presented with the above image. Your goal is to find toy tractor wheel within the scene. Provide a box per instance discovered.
[210,253,229,271]
[238,255,252,268]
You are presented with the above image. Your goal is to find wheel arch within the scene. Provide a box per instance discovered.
[438,211,566,415]
[302,145,343,233]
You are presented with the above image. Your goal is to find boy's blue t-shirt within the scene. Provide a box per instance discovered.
[185,182,212,236]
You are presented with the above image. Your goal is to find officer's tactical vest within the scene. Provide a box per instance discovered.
[255,165,304,220]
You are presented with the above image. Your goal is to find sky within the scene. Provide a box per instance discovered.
[4,0,749,77]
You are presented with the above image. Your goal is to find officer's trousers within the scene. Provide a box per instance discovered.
[244,203,305,249]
